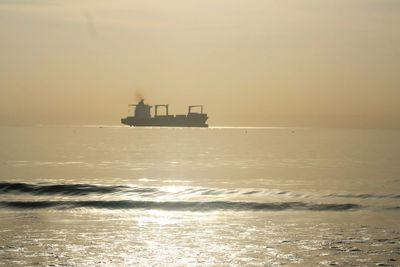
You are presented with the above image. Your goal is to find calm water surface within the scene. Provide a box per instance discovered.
[0,126,399,266]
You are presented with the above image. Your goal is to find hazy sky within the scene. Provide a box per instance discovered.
[0,0,399,127]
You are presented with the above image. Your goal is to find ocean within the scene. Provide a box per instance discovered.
[0,126,399,266]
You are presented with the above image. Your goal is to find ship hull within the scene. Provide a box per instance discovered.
[121,114,208,127]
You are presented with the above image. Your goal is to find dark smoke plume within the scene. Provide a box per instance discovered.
[135,91,145,101]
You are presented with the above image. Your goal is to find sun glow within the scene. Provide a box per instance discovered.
[137,210,178,226]
[162,186,188,194]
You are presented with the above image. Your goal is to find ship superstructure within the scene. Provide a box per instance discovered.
[121,99,208,127]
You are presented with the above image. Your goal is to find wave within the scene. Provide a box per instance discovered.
[2,182,400,200]
[0,200,363,211]
[323,193,400,199]
[0,182,128,196]
[0,182,263,197]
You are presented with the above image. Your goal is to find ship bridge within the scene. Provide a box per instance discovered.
[129,99,152,119]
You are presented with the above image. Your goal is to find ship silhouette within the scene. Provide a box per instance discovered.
[121,99,208,127]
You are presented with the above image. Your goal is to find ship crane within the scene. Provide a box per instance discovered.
[155,104,169,117]
[188,105,204,114]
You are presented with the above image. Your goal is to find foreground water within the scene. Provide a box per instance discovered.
[0,126,399,266]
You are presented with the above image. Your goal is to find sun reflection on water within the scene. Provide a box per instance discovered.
[137,210,178,226]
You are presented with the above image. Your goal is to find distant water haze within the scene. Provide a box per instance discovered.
[1,0,400,128]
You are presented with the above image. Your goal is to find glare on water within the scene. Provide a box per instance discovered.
[0,126,399,266]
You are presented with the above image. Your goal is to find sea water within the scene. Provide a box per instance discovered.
[0,126,399,266]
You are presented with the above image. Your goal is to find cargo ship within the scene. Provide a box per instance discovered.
[121,99,208,127]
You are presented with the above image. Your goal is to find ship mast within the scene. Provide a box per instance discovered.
[188,105,204,114]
